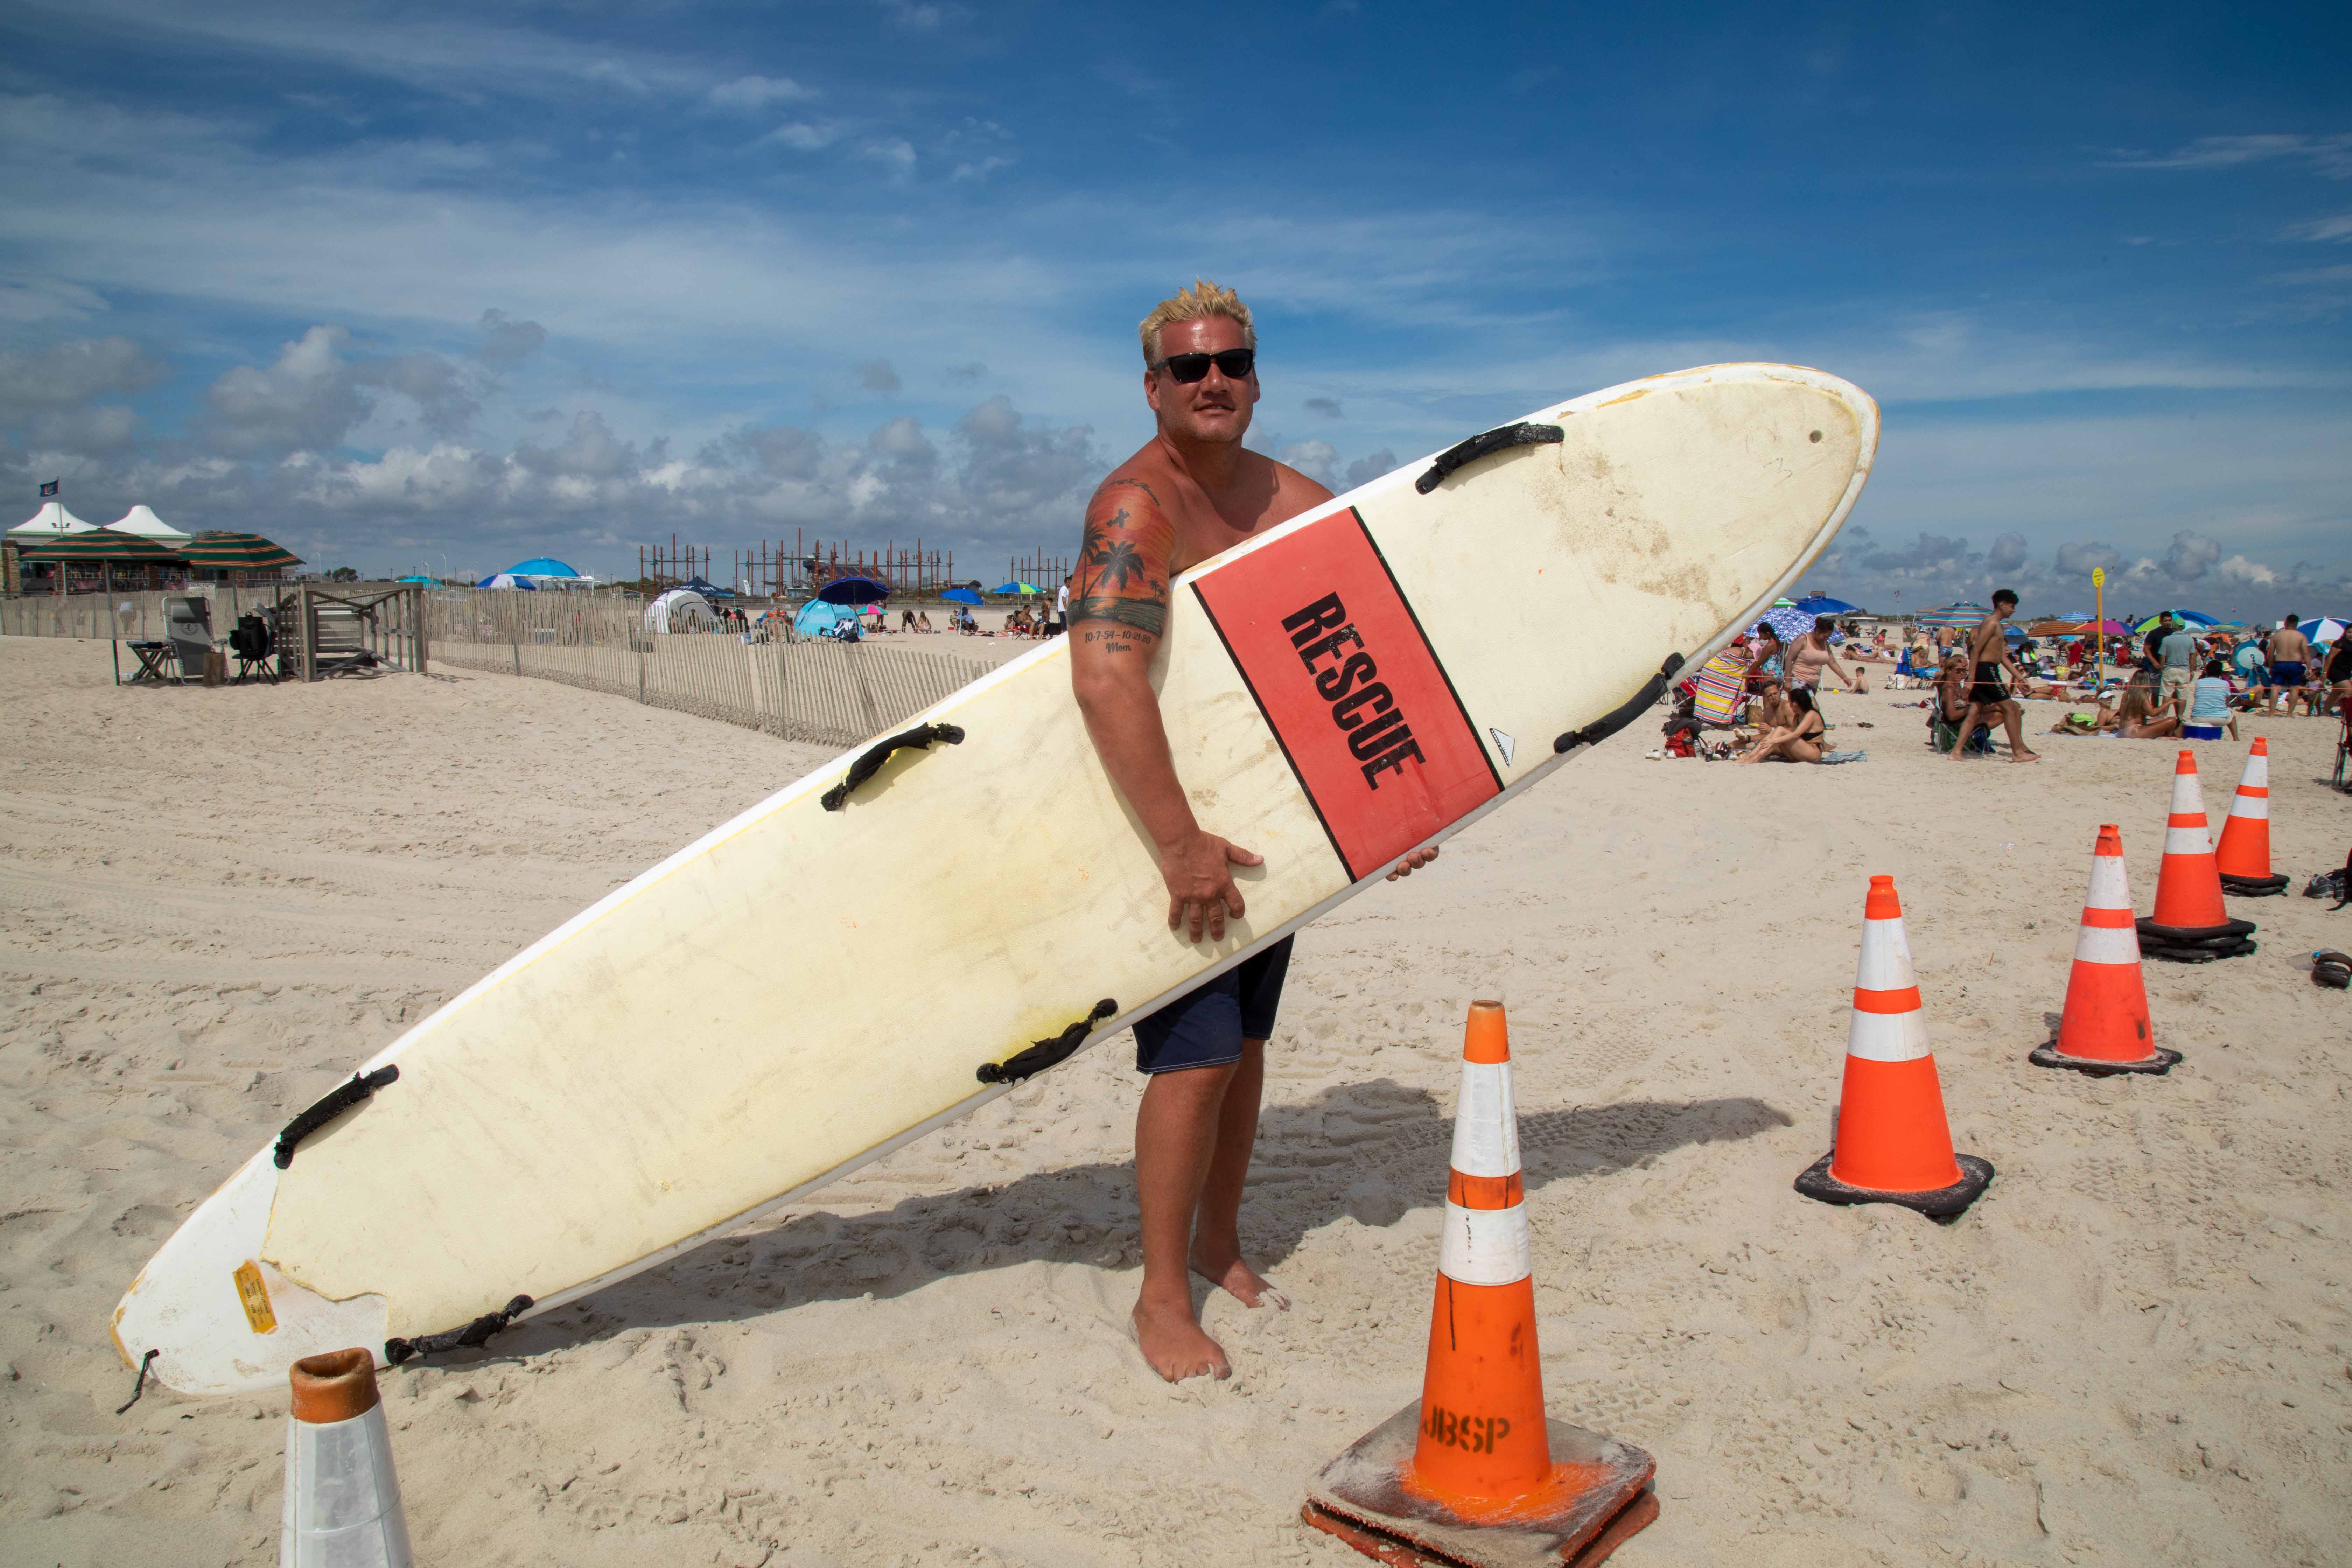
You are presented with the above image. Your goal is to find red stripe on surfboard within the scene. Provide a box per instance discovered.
[1192,508,1498,882]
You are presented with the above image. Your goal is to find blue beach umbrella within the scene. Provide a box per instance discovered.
[941,587,984,606]
[1793,593,1860,617]
[993,581,1040,595]
[816,575,888,606]
[1756,606,1815,644]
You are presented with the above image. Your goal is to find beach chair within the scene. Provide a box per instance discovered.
[163,596,213,682]
[1690,649,1749,730]
[230,612,277,684]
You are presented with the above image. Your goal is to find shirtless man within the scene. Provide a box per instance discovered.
[2264,614,2310,717]
[1069,280,1435,1382]
[1948,589,2039,763]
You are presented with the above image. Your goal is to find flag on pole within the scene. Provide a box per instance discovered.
[39,479,59,497]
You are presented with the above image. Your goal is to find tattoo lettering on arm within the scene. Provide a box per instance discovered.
[1071,494,1175,641]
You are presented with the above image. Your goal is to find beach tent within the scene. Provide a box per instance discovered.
[645,587,716,633]
[1793,593,1861,617]
[106,505,192,544]
[7,500,96,541]
[504,556,580,579]
[792,600,861,638]
[680,575,733,599]
[476,573,539,590]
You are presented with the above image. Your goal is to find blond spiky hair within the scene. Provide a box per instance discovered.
[1138,279,1256,367]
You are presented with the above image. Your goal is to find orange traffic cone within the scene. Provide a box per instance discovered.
[1303,1002,1658,1568]
[282,1349,412,1567]
[2135,751,2258,961]
[2214,739,2289,896]
[1795,877,1994,1218]
[2030,826,2182,1076]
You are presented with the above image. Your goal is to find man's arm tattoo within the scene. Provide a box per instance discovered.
[1069,596,1167,637]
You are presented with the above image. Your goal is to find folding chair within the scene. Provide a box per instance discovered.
[231,612,278,684]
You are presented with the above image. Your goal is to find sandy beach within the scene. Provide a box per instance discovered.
[4,632,2348,1567]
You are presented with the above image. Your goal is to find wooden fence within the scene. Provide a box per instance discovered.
[424,589,995,748]
[0,583,295,643]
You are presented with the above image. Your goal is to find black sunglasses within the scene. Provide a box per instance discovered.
[1152,348,1255,383]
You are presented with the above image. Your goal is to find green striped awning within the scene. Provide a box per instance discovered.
[182,531,303,570]
[13,527,187,562]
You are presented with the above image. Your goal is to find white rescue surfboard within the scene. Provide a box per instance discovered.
[117,363,1878,1395]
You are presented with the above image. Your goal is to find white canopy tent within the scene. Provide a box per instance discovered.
[644,588,717,634]
[106,504,192,544]
[7,500,96,541]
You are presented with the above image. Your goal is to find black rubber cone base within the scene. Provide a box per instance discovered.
[2137,915,2258,964]
[1794,1152,1994,1220]
[1303,1401,1657,1568]
[2029,1041,2185,1077]
[2220,873,2289,897]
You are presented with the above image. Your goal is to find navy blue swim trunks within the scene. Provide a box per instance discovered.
[1133,936,1294,1074]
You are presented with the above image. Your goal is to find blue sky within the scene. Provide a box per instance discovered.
[1,0,2346,615]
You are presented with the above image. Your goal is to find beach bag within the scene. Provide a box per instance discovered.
[1660,712,1699,758]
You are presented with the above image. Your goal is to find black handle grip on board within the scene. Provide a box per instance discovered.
[1554,653,1686,755]
[821,723,965,811]
[1415,422,1564,494]
[976,999,1118,1085]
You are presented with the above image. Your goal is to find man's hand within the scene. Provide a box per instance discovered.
[1162,829,1262,941]
[1385,845,1440,882]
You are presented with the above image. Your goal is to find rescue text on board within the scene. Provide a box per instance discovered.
[1281,593,1427,790]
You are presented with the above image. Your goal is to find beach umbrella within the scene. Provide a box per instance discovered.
[1913,603,1988,630]
[816,575,888,606]
[1754,605,1815,644]
[505,555,580,578]
[993,581,1040,595]
[477,573,539,589]
[2130,609,2217,634]
[396,574,436,584]
[2077,619,2130,637]
[182,531,302,571]
[2298,616,2347,644]
[1793,593,1861,617]
[14,526,186,563]
[941,587,984,606]
[2025,619,2084,637]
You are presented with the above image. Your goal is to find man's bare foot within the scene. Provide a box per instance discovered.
[1131,1297,1230,1382]
[2012,750,2042,762]
[1189,1247,1292,1310]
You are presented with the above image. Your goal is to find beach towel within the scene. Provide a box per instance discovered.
[1816,750,1867,764]
[1692,650,1748,727]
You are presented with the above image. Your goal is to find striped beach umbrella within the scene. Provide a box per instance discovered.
[182,531,302,571]
[1914,603,1989,630]
[13,527,187,562]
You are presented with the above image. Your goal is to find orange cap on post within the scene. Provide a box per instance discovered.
[1863,875,1902,921]
[1461,1000,1511,1064]
[289,1348,381,1424]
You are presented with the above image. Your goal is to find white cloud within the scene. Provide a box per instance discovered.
[2282,213,2352,243]
[861,139,917,174]
[2110,133,2352,180]
[1276,439,1338,486]
[706,76,810,112]
[764,122,840,151]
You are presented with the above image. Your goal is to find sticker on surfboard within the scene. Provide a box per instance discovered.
[233,1260,277,1334]
[1193,507,1500,881]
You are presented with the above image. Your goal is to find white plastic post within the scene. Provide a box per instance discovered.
[281,1348,412,1568]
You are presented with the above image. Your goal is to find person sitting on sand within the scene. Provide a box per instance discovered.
[1736,686,1827,763]
[2185,657,2239,740]
[2115,685,2180,739]
[1949,590,2040,763]
[918,610,935,633]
